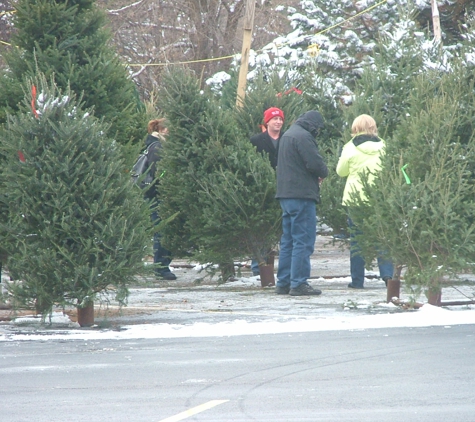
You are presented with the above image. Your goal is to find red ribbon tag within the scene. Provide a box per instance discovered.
[31,85,38,118]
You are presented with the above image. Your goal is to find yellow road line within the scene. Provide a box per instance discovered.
[158,400,229,422]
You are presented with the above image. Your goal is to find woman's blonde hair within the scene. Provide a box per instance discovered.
[148,118,167,134]
[351,114,378,136]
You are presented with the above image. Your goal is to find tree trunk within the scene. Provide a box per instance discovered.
[77,301,95,327]
[427,289,442,306]
[386,265,402,303]
[386,278,401,303]
[219,261,235,281]
[259,251,275,287]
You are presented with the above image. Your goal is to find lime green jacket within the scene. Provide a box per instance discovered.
[336,134,386,205]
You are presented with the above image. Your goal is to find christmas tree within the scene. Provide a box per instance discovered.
[348,65,475,302]
[317,18,438,236]
[0,76,152,319]
[157,67,282,281]
[0,0,145,146]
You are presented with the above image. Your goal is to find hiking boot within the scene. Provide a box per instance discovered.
[289,284,322,296]
[275,285,290,295]
[348,283,364,289]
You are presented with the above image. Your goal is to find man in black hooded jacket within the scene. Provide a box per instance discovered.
[275,110,328,296]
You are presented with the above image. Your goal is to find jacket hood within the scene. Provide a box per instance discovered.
[295,110,324,137]
[352,134,384,155]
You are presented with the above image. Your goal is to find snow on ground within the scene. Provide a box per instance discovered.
[1,235,474,342]
[1,273,474,342]
[1,301,475,342]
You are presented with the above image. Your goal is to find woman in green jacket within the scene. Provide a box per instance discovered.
[336,114,393,289]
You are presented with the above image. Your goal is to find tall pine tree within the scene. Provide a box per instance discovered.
[348,66,475,301]
[0,0,145,146]
[158,67,282,281]
[0,76,152,316]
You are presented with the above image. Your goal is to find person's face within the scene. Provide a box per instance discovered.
[267,116,284,133]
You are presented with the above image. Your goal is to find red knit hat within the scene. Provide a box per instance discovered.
[263,107,284,124]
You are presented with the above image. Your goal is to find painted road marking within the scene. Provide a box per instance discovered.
[158,400,229,422]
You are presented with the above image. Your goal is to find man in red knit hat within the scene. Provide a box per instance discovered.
[249,107,284,276]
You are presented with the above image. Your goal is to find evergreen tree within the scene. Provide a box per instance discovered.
[0,0,145,146]
[208,1,475,109]
[317,20,436,235]
[215,68,307,135]
[158,67,282,280]
[0,76,152,316]
[348,67,475,300]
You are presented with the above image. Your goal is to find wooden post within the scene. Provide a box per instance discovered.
[236,0,256,108]
[431,0,442,42]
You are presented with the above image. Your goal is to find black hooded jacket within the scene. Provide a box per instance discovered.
[276,111,328,202]
[144,132,164,199]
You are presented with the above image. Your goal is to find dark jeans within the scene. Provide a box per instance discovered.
[151,209,172,275]
[348,217,393,287]
[277,198,317,289]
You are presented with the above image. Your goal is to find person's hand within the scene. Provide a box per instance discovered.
[318,177,324,187]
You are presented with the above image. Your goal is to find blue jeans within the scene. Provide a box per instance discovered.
[151,209,172,275]
[348,217,393,287]
[251,259,260,275]
[277,199,317,289]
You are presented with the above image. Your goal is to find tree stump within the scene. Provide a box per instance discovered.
[77,302,94,327]
[259,251,275,287]
[427,290,442,306]
[386,278,401,303]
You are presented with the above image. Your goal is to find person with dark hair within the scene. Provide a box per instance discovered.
[336,114,393,289]
[275,110,328,296]
[145,118,176,281]
[249,107,285,276]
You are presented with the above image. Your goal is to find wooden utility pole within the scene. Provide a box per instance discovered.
[431,0,442,42]
[236,0,256,108]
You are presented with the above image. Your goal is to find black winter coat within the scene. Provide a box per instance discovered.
[144,133,163,199]
[276,111,328,203]
[250,130,281,169]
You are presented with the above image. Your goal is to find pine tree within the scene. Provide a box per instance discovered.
[348,66,475,301]
[0,76,152,316]
[317,20,436,235]
[0,0,146,146]
[158,67,282,280]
